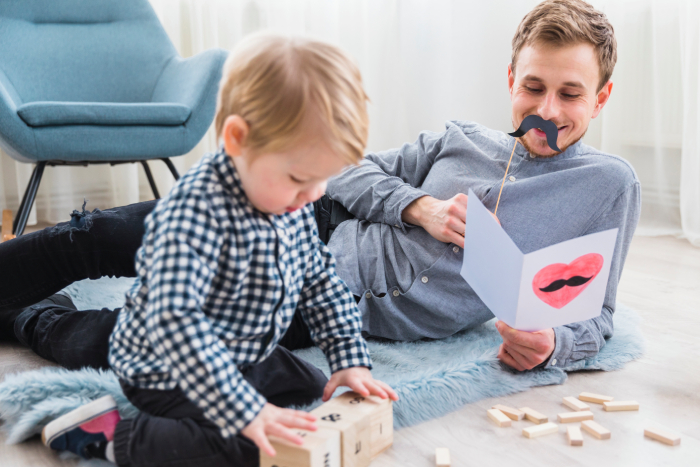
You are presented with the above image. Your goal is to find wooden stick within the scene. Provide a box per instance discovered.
[2,210,14,242]
[494,140,518,216]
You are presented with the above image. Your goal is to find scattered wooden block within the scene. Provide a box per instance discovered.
[557,411,594,423]
[312,395,372,467]
[581,420,611,440]
[322,391,393,459]
[487,409,511,427]
[563,396,590,412]
[491,404,524,421]
[519,407,548,424]
[435,447,450,467]
[603,401,640,412]
[644,426,681,446]
[260,428,341,467]
[522,422,559,439]
[566,426,583,446]
[1,210,14,242]
[578,392,614,404]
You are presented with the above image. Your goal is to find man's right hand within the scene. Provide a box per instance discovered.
[241,403,318,457]
[402,194,469,247]
[402,194,500,248]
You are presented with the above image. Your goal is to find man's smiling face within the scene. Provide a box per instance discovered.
[508,42,613,157]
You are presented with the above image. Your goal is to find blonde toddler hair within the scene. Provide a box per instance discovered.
[215,34,369,164]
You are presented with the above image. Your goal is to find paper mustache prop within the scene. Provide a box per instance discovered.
[508,114,562,152]
[494,115,562,215]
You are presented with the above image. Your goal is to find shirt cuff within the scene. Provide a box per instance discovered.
[218,382,267,438]
[544,325,575,370]
[325,337,373,374]
[383,184,429,233]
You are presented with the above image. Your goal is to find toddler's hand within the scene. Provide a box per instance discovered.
[241,403,317,457]
[322,367,399,402]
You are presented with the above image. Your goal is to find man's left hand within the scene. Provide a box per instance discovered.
[495,321,555,371]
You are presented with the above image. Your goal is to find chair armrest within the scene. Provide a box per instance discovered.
[150,48,228,117]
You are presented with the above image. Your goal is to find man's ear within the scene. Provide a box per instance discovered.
[507,63,515,97]
[591,80,613,119]
[222,115,249,157]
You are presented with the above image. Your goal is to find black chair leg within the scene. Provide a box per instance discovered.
[12,161,47,237]
[140,161,160,199]
[160,158,180,181]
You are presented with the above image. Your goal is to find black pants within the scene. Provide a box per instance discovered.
[114,345,327,467]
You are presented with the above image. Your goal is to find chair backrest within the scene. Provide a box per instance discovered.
[0,0,178,104]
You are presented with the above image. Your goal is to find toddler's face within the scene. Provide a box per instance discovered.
[223,116,349,215]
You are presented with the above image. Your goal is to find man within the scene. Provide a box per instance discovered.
[0,0,639,374]
[324,0,640,371]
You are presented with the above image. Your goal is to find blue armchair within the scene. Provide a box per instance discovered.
[0,0,228,235]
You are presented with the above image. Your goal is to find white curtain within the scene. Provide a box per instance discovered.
[0,0,698,246]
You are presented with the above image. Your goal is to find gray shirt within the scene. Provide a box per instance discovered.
[326,120,641,370]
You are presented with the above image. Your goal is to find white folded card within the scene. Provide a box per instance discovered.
[460,189,618,331]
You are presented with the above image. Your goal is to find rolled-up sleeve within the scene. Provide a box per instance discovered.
[326,130,445,232]
[545,181,641,370]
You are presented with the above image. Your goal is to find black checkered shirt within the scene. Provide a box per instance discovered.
[109,149,372,437]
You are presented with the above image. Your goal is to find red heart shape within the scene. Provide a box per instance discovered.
[532,253,604,309]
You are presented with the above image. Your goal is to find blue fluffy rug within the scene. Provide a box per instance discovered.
[0,277,645,446]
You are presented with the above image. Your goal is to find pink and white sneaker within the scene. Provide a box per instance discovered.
[42,395,121,461]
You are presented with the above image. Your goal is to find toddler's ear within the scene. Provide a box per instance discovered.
[222,115,249,157]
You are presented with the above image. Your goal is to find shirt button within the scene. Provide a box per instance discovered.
[551,358,557,366]
[392,290,400,297]
[365,292,372,299]
[394,224,399,227]
[509,175,516,182]
[453,246,459,253]
[421,276,429,284]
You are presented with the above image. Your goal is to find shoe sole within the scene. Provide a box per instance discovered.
[42,395,118,447]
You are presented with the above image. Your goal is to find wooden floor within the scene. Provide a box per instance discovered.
[1,235,699,466]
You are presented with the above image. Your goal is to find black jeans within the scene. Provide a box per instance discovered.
[1,200,316,369]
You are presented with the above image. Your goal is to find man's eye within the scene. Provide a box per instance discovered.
[562,93,580,99]
[525,86,542,93]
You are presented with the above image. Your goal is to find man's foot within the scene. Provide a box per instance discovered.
[42,395,121,461]
[0,293,74,342]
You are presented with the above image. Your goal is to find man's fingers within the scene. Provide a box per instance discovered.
[503,340,547,365]
[503,343,536,370]
[496,322,540,349]
[497,344,526,371]
[267,423,305,446]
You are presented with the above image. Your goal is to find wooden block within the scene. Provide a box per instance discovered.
[557,411,594,423]
[312,397,371,467]
[1,210,12,242]
[562,396,590,412]
[491,404,524,421]
[644,426,681,446]
[435,447,450,467]
[519,407,548,424]
[522,422,558,439]
[487,409,511,427]
[603,401,639,412]
[321,391,393,460]
[578,392,614,404]
[260,428,340,467]
[581,420,611,440]
[566,426,583,446]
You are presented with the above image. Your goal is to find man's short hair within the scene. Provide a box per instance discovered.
[511,0,617,91]
[215,34,369,164]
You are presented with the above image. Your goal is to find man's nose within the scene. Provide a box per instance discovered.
[537,91,560,122]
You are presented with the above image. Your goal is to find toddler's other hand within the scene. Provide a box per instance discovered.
[241,403,317,457]
[322,367,399,402]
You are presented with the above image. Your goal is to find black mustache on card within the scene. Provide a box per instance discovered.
[539,275,593,293]
[508,114,562,152]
